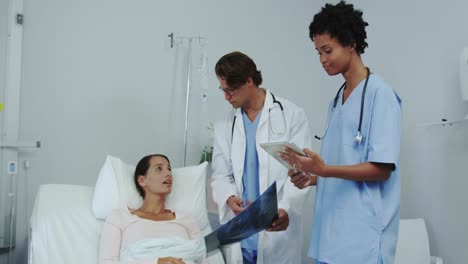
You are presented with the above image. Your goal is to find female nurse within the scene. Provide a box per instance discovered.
[280,1,402,264]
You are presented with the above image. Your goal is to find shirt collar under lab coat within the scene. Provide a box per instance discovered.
[233,88,274,129]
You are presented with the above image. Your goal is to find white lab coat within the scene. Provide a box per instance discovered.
[211,90,312,264]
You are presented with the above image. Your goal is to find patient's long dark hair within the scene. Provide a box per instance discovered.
[134,154,170,198]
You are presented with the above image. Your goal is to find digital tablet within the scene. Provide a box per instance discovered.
[259,141,306,169]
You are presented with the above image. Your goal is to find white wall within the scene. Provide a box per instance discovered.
[0,0,11,259]
[360,1,468,263]
[0,0,467,263]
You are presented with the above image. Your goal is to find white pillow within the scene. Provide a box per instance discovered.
[91,155,209,231]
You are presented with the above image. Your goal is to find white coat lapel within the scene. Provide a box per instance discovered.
[257,90,274,134]
[256,91,274,193]
[231,108,246,193]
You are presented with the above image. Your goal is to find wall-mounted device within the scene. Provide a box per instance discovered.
[416,47,468,127]
[460,47,468,121]
[460,47,468,102]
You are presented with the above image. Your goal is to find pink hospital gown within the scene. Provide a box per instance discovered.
[99,208,207,264]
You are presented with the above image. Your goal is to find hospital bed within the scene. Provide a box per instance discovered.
[28,156,236,264]
[28,155,443,264]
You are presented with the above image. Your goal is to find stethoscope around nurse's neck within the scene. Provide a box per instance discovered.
[314,67,370,144]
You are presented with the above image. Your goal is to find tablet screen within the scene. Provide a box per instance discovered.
[259,141,305,169]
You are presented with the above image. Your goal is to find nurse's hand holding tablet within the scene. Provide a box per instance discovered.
[259,141,319,189]
[279,146,319,189]
[259,141,306,170]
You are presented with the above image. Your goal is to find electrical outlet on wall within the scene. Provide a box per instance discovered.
[7,161,17,174]
[24,160,30,169]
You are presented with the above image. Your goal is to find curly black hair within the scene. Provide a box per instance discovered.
[309,1,369,54]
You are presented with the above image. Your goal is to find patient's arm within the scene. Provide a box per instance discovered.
[184,215,208,264]
[99,209,156,264]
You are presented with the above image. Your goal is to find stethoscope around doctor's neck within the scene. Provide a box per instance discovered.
[231,92,285,142]
[315,67,370,144]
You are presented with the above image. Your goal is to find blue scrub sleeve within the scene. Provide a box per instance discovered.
[367,86,402,166]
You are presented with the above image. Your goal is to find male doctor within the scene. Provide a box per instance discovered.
[210,51,312,264]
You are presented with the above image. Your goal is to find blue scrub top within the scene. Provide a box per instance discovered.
[240,110,262,251]
[309,75,401,264]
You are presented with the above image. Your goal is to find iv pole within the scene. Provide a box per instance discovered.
[183,39,192,166]
[168,33,206,166]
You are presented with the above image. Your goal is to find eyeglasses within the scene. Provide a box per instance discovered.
[219,86,238,95]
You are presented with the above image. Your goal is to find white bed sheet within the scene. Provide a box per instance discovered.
[29,184,225,264]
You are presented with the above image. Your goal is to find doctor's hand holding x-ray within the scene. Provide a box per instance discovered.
[210,51,312,264]
[226,195,289,231]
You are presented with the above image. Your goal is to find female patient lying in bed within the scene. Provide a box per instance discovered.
[99,154,207,264]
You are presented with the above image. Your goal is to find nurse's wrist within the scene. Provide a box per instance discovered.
[320,165,331,177]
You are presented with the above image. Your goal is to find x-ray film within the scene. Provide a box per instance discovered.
[204,182,278,252]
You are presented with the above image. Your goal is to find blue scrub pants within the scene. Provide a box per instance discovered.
[242,248,257,264]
